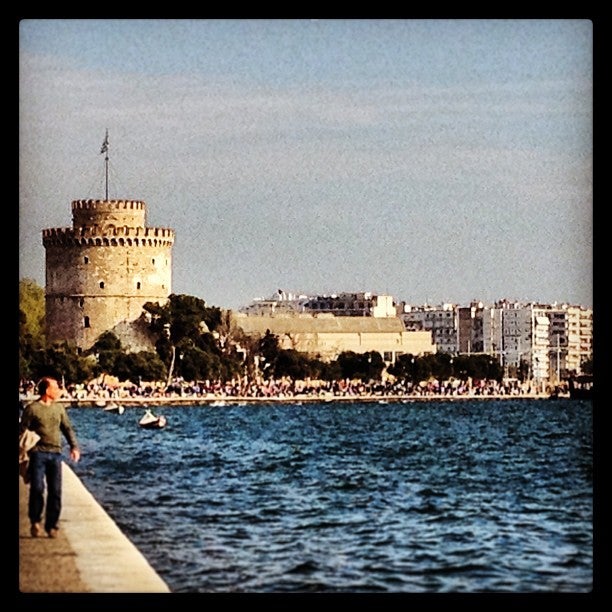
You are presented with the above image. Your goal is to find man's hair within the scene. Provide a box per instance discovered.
[37,377,56,396]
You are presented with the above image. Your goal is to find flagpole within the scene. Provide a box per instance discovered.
[104,129,109,200]
[101,129,109,200]
[105,146,109,200]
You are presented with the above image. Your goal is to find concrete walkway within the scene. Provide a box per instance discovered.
[18,462,171,593]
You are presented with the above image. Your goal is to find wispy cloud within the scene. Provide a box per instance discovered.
[19,45,592,308]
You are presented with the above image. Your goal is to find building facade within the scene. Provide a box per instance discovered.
[43,199,174,351]
[398,303,458,354]
[232,312,436,363]
[240,291,397,318]
[546,304,593,380]
[398,299,592,380]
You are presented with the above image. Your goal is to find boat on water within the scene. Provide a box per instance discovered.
[103,402,125,414]
[139,408,167,429]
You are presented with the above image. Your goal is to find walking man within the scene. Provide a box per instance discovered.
[19,376,80,538]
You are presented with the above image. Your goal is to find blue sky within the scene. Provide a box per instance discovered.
[19,19,592,309]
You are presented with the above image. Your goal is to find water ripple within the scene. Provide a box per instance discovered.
[70,399,592,593]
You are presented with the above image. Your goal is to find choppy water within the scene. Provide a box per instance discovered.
[69,399,592,593]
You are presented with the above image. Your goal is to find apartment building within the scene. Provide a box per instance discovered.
[242,292,592,379]
[398,303,458,354]
[241,291,397,318]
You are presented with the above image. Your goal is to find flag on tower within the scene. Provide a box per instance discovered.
[100,130,109,155]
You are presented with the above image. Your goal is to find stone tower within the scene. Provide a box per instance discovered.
[43,199,175,351]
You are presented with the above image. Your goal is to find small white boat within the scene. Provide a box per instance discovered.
[103,402,125,415]
[139,409,167,429]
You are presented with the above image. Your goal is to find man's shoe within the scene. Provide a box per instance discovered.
[47,528,59,538]
[30,522,42,537]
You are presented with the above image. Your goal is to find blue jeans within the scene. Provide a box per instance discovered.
[28,451,63,533]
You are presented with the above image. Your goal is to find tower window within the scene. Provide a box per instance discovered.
[99,281,105,289]
[84,316,90,328]
[84,256,89,264]
[136,282,141,290]
[79,298,84,307]
[152,258,155,265]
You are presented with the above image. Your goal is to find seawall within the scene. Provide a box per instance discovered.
[18,462,171,593]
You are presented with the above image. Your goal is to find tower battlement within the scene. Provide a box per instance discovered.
[71,199,146,211]
[71,199,148,230]
[44,196,174,350]
[42,226,175,247]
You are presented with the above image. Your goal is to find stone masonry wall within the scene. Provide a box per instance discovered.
[44,199,174,350]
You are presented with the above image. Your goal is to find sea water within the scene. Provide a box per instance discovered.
[69,399,592,593]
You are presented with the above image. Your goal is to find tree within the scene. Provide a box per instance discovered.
[337,351,384,381]
[19,278,46,380]
[144,294,234,381]
[91,331,122,352]
[112,351,167,384]
[387,353,417,382]
[19,278,45,346]
[144,294,222,344]
[274,349,314,380]
[318,359,342,381]
[86,332,124,378]
[27,342,95,385]
[257,330,281,378]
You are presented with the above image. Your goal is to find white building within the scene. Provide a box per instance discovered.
[243,293,592,380]
[499,303,550,381]
[240,291,397,318]
[239,290,311,316]
[546,304,593,379]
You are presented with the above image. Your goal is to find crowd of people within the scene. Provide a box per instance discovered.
[19,374,553,404]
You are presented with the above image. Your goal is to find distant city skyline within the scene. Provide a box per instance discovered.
[19,19,593,310]
[241,288,593,312]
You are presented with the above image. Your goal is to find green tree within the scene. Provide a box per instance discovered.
[91,331,122,352]
[19,278,45,346]
[274,349,315,380]
[85,331,123,377]
[387,353,418,381]
[112,351,167,384]
[337,351,384,381]
[318,359,342,381]
[257,330,281,378]
[144,294,222,343]
[144,294,231,380]
[19,278,46,380]
[27,342,95,385]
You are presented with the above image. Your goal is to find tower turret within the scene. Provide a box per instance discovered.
[43,198,174,351]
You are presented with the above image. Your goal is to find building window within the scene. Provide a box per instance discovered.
[100,281,105,289]
[152,258,155,265]
[79,298,84,307]
[84,256,89,264]
[84,316,90,328]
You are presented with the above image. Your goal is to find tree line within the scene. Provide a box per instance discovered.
[19,278,507,387]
